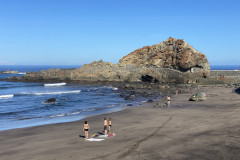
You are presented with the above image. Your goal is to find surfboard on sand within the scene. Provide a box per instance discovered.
[85,138,105,141]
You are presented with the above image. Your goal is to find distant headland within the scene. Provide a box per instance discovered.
[0,70,19,74]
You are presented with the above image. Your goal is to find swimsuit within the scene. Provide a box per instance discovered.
[104,125,107,130]
[109,125,112,127]
[85,129,88,131]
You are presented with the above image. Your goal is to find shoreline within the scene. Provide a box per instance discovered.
[1,85,240,159]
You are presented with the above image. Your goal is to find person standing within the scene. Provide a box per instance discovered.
[104,117,108,135]
[108,118,112,133]
[167,96,171,107]
[83,121,90,139]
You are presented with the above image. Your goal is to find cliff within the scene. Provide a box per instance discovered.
[7,37,210,83]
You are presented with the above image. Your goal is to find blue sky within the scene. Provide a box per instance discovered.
[0,0,239,65]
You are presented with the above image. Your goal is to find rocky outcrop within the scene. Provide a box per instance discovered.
[6,38,210,84]
[119,37,210,73]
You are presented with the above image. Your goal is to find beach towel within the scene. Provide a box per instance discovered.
[85,138,105,141]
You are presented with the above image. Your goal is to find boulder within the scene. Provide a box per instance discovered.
[45,98,57,103]
[154,99,166,108]
[189,92,207,101]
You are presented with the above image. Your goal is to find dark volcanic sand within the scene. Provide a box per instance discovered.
[0,86,240,160]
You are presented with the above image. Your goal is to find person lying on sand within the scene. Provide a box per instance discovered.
[83,121,90,139]
[104,117,108,135]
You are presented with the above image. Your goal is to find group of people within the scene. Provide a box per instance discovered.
[83,117,112,139]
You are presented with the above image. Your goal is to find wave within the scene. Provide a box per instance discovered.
[0,94,14,99]
[18,72,26,75]
[34,90,81,95]
[44,83,66,87]
[18,90,81,96]
[49,111,81,118]
[104,85,118,91]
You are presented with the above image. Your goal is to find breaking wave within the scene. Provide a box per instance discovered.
[44,82,66,86]
[34,90,81,95]
[18,72,26,75]
[0,94,14,99]
[19,90,81,96]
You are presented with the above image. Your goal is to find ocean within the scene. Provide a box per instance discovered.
[0,65,239,131]
[0,65,148,131]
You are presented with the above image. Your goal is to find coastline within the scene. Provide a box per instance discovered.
[1,85,240,160]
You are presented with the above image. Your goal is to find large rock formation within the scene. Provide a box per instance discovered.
[7,37,210,83]
[119,37,209,72]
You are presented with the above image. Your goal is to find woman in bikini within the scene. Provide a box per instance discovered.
[104,117,108,135]
[167,96,171,107]
[83,121,90,139]
[108,118,112,133]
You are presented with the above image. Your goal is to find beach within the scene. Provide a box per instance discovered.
[0,85,240,160]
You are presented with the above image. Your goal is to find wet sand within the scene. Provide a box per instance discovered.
[0,86,240,160]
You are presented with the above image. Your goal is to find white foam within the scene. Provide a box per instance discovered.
[18,72,26,75]
[44,83,66,87]
[49,113,66,118]
[112,87,118,91]
[103,85,118,90]
[49,111,81,118]
[0,94,14,99]
[34,90,81,95]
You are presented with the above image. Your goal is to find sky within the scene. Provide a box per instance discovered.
[0,0,239,65]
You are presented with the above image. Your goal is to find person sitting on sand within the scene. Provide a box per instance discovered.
[108,118,112,133]
[104,117,108,135]
[83,121,90,139]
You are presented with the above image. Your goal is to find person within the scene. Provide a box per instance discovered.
[83,121,90,139]
[108,118,112,133]
[167,96,171,107]
[167,96,171,101]
[104,117,108,135]
[176,89,178,95]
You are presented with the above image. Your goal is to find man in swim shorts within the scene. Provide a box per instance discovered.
[83,121,90,139]
[108,118,112,133]
[104,117,108,135]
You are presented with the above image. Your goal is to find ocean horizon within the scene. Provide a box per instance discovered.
[0,64,239,72]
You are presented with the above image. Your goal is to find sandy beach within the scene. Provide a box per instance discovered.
[0,85,240,160]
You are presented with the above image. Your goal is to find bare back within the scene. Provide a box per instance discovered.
[84,124,89,129]
[104,120,107,126]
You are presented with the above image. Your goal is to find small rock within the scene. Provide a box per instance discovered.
[147,99,154,103]
[189,92,207,101]
[45,98,57,103]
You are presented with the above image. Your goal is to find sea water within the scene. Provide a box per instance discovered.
[0,65,239,131]
[0,65,146,131]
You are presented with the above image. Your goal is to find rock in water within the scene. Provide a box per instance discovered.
[189,92,207,101]
[45,98,57,103]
